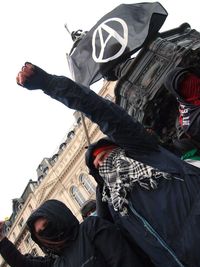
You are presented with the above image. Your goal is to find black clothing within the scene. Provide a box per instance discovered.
[164,66,200,143]
[20,64,200,266]
[53,215,145,267]
[0,237,54,267]
[0,199,146,267]
[27,199,79,255]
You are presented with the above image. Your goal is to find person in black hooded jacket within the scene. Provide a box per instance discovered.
[0,199,147,267]
[164,66,200,166]
[164,66,200,143]
[16,62,200,267]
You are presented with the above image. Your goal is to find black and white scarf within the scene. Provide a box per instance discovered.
[99,148,177,216]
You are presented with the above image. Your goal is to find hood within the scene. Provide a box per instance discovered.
[26,199,79,254]
[85,137,116,185]
[164,66,200,102]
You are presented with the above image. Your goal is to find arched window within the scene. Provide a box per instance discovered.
[51,154,59,163]
[25,233,33,247]
[38,164,43,171]
[31,248,38,256]
[38,175,43,184]
[28,204,33,212]
[18,218,24,229]
[13,232,16,240]
[70,186,85,207]
[79,173,96,194]
[67,130,75,139]
[43,167,49,175]
[59,142,67,151]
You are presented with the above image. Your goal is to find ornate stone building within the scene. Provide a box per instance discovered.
[0,81,116,266]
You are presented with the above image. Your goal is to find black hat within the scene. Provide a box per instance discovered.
[80,199,96,219]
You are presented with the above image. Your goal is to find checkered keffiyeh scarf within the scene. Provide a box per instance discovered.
[99,148,174,216]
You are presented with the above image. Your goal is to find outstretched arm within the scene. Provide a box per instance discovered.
[17,63,158,154]
[0,221,53,267]
[0,238,53,267]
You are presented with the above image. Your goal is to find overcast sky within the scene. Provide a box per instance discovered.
[0,0,198,219]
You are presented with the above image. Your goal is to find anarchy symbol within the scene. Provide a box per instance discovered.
[92,17,128,63]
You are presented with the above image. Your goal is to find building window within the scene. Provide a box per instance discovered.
[59,142,67,151]
[39,164,43,171]
[79,173,95,194]
[67,130,75,139]
[51,154,59,163]
[31,248,38,256]
[43,167,49,175]
[18,218,24,228]
[13,232,16,240]
[28,204,33,212]
[37,175,44,184]
[25,233,33,247]
[77,117,82,124]
[70,186,85,207]
[18,203,23,210]
[105,94,113,101]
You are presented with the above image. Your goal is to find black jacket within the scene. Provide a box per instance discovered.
[0,199,145,267]
[21,65,200,267]
[0,237,54,267]
[164,66,200,143]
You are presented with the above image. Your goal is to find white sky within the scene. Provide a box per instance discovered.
[0,0,198,219]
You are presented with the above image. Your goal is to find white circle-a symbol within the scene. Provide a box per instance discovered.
[92,18,128,63]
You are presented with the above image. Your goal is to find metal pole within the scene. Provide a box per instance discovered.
[80,112,91,145]
[65,23,91,146]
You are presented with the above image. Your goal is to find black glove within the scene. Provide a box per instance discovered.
[22,62,53,90]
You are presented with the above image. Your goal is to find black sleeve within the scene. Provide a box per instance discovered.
[0,237,53,267]
[85,217,146,267]
[42,75,158,155]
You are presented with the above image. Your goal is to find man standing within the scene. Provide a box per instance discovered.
[0,199,147,267]
[17,62,200,267]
